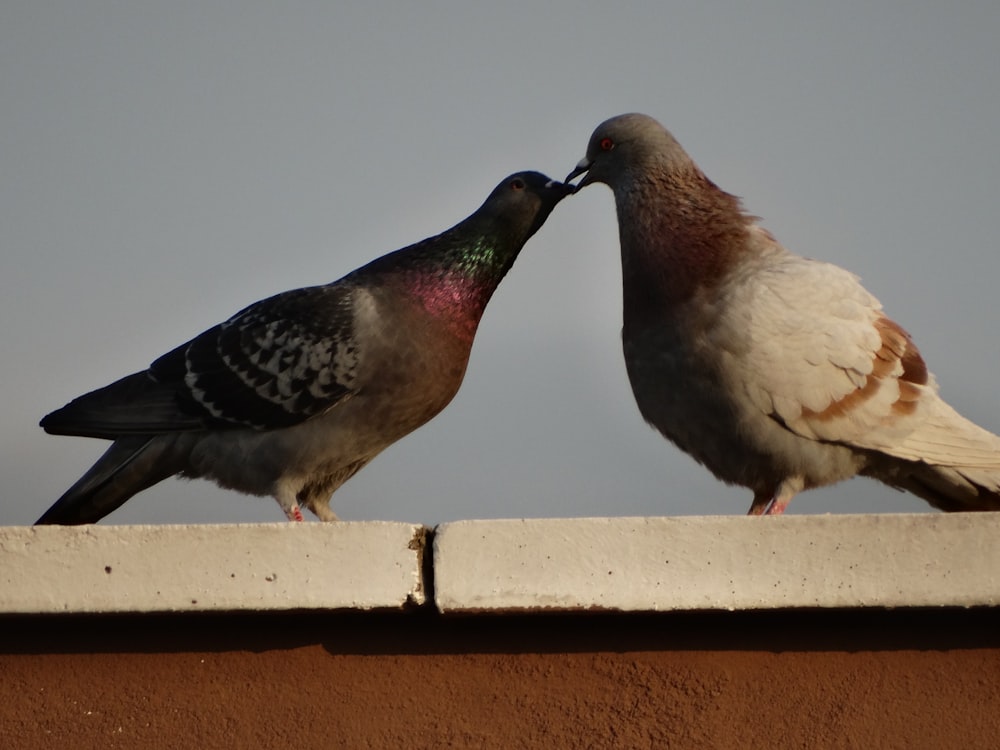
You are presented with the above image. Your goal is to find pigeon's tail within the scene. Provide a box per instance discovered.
[874,461,1000,512]
[860,397,1000,512]
[36,436,184,525]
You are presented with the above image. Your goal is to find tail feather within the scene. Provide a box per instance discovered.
[879,397,1000,470]
[869,459,1000,512]
[36,436,183,525]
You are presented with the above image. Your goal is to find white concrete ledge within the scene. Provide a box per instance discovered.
[0,522,428,614]
[3,514,999,616]
[432,514,1000,613]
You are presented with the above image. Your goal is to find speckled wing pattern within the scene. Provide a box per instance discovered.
[152,285,361,431]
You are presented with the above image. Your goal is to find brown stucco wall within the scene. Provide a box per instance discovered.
[3,609,1000,749]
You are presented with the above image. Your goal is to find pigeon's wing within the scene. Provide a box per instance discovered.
[714,248,1000,465]
[42,284,363,437]
[40,370,207,439]
[167,284,364,430]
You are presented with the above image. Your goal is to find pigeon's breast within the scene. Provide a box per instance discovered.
[353,285,476,431]
[622,279,866,494]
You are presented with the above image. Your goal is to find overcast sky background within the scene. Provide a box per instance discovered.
[3,3,999,525]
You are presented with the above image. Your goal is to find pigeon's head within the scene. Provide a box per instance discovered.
[566,113,693,191]
[478,171,573,242]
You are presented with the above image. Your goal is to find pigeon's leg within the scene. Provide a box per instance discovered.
[304,496,339,523]
[297,459,369,522]
[747,491,772,515]
[274,483,305,522]
[747,478,804,516]
[297,479,349,522]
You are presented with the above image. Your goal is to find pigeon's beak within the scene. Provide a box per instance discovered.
[545,179,575,201]
[564,156,592,191]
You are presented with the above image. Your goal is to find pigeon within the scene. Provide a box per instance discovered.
[566,112,1000,514]
[37,171,571,524]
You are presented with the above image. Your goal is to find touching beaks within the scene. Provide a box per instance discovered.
[564,156,592,188]
[545,179,577,199]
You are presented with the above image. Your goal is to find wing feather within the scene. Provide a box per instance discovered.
[718,249,1000,467]
[42,284,364,437]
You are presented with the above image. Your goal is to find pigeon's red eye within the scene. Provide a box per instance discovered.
[600,137,614,151]
[510,178,525,190]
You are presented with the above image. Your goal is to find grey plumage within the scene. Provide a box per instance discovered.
[567,112,1000,514]
[38,171,570,524]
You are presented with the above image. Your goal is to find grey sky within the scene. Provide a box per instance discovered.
[3,3,999,525]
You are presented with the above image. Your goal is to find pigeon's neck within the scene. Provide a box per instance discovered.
[617,169,754,321]
[395,230,519,343]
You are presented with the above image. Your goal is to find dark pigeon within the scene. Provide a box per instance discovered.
[567,112,1000,514]
[38,171,571,524]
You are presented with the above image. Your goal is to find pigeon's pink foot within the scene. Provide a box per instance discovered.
[748,479,802,515]
[747,496,788,515]
[764,498,790,515]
